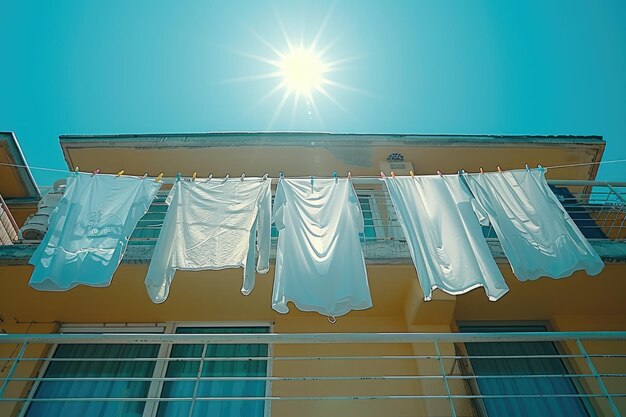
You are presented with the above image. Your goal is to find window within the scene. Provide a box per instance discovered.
[460,325,595,417]
[22,325,270,417]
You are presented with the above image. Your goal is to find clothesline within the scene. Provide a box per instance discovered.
[1,158,626,182]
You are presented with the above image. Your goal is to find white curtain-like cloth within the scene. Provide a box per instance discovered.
[385,175,509,301]
[29,173,161,291]
[272,178,372,316]
[464,168,604,281]
[145,178,271,303]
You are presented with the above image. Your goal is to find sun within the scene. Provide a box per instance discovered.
[279,47,326,98]
[225,9,363,127]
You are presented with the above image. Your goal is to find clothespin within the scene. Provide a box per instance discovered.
[279,171,285,180]
[262,173,268,181]
[537,164,545,172]
[206,173,213,182]
[241,172,245,181]
[497,165,502,173]
[479,167,484,174]
[74,166,79,173]
[347,171,352,180]
[380,171,386,179]
[436,170,443,176]
[332,171,337,183]
[142,172,148,179]
[176,172,182,181]
[409,170,414,177]
[156,173,164,182]
[458,169,466,175]
[224,174,230,181]
[524,163,530,171]
[116,170,124,177]
[192,172,197,181]
[91,168,100,177]
[391,171,396,178]
[310,175,314,188]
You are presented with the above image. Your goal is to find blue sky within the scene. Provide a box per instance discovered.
[1,0,625,185]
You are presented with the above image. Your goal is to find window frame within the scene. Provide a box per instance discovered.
[456,321,598,417]
[19,322,273,417]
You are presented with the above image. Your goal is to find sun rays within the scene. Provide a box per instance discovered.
[225,8,362,128]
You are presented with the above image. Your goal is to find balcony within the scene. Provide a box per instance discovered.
[1,179,625,264]
[0,330,625,416]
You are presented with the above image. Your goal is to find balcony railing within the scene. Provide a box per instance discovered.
[128,179,626,245]
[0,331,625,416]
[2,180,625,264]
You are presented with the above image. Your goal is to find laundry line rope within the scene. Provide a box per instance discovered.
[1,158,626,180]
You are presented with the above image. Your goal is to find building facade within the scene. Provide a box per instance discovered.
[0,132,625,417]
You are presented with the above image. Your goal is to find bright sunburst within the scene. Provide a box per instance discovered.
[225,9,362,128]
[279,47,326,98]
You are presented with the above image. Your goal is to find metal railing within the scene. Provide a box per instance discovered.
[0,331,625,416]
[128,180,626,246]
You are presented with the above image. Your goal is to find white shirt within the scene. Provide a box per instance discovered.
[145,178,271,303]
[464,168,604,280]
[385,175,509,301]
[29,173,161,290]
[272,178,372,317]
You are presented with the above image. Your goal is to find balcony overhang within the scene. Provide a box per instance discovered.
[59,132,606,181]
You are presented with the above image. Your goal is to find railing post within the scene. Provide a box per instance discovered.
[576,338,622,417]
[0,342,27,398]
[434,341,457,417]
[187,343,209,417]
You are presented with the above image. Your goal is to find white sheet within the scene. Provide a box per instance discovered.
[464,168,604,280]
[145,178,271,303]
[29,173,161,290]
[385,175,509,301]
[272,178,372,316]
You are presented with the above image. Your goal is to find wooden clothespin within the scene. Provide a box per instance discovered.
[240,173,245,181]
[91,168,100,177]
[347,171,352,180]
[116,170,125,177]
[479,167,484,174]
[497,165,502,173]
[380,171,386,179]
[155,173,164,182]
[436,170,443,176]
[409,170,414,177]
[391,171,396,178]
[192,172,197,181]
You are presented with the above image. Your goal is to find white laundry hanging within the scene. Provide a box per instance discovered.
[385,175,509,301]
[463,168,604,280]
[29,173,161,291]
[145,178,271,303]
[272,178,372,317]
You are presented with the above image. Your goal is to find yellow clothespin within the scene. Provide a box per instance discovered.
[155,173,164,182]
[409,170,414,177]
[116,170,124,177]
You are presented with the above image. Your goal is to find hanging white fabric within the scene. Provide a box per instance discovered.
[145,178,271,303]
[385,175,509,301]
[29,173,161,291]
[272,178,372,317]
[463,168,604,280]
